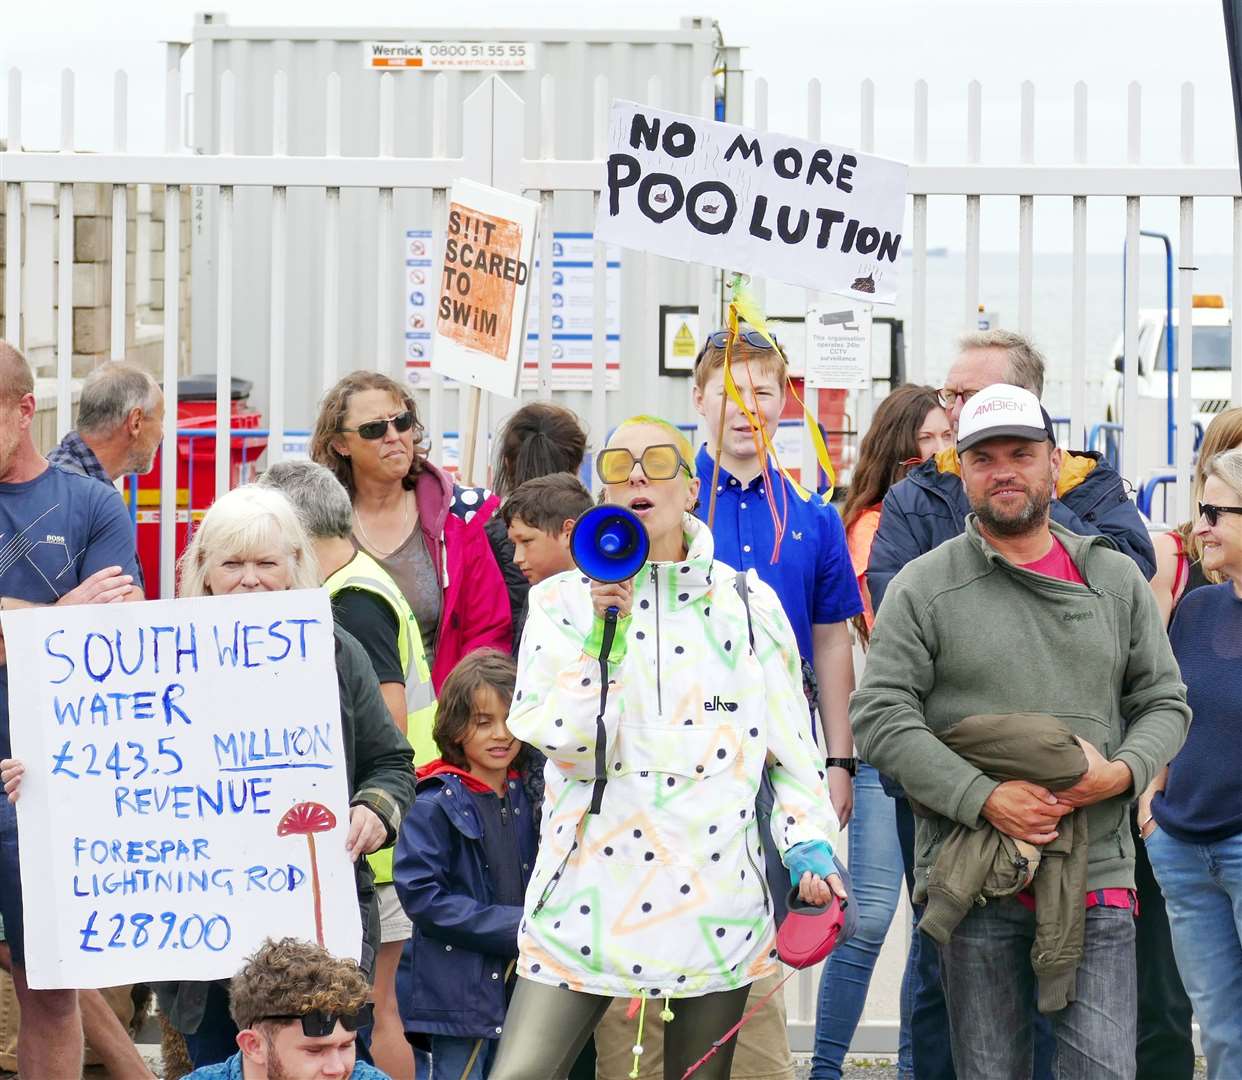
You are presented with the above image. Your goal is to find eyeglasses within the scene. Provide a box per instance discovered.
[1199,502,1242,527]
[338,411,419,440]
[937,386,980,409]
[596,444,691,485]
[258,1002,373,1038]
[694,328,781,367]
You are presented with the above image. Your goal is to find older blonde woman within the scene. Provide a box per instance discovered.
[1142,447,1242,1079]
[155,485,415,1068]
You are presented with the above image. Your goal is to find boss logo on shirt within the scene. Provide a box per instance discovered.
[704,696,739,713]
[45,534,66,544]
[1062,610,1095,623]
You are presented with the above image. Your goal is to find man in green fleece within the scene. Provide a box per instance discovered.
[852,383,1189,1080]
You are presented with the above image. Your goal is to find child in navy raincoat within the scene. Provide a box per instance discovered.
[394,649,537,1080]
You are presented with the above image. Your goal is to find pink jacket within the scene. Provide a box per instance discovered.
[413,461,513,691]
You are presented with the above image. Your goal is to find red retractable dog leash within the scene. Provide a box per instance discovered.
[679,888,849,1079]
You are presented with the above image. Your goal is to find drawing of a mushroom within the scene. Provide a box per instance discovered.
[277,801,337,946]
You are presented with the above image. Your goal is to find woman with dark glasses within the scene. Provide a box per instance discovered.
[488,416,844,1080]
[1141,447,1242,1079]
[311,371,512,692]
[179,936,387,1080]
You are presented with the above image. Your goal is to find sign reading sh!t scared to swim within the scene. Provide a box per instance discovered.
[596,101,909,303]
[3,590,361,989]
[433,178,539,398]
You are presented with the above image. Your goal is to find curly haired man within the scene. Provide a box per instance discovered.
[184,938,384,1080]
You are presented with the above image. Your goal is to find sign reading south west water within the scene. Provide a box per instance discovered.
[3,590,361,989]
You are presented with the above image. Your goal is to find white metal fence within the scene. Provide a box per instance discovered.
[3,56,1242,1051]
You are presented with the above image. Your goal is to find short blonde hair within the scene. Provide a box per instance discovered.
[178,485,320,597]
[692,330,788,392]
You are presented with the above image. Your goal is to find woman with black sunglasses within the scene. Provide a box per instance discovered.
[1139,447,1242,1079]
[486,416,844,1080]
[310,371,513,694]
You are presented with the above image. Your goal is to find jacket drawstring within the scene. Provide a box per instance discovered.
[628,996,647,1079]
[627,996,676,1078]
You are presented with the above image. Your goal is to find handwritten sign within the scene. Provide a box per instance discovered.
[595,101,908,303]
[433,179,539,399]
[3,590,361,989]
[805,299,874,389]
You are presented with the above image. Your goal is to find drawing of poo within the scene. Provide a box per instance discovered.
[278,801,337,946]
[852,272,876,294]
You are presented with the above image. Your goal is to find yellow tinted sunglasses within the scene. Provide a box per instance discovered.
[596,444,692,485]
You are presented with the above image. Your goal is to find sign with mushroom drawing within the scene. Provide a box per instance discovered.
[3,590,362,988]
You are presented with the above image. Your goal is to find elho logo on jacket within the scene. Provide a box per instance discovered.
[704,695,739,713]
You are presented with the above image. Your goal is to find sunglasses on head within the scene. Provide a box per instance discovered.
[693,328,781,367]
[338,411,418,441]
[596,444,691,485]
[1199,502,1242,527]
[258,1002,373,1038]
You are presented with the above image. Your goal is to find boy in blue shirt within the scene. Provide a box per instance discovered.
[691,328,862,823]
[686,328,861,1080]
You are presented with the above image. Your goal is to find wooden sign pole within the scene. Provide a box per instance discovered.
[459,385,485,486]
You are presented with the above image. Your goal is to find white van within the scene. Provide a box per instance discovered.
[1102,295,1234,480]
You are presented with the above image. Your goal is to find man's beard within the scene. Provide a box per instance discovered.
[123,443,159,475]
[970,480,1052,538]
[262,1032,291,1080]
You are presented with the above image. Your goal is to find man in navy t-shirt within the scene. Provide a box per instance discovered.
[691,328,863,822]
[0,342,140,1079]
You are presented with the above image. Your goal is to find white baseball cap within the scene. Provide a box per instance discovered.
[956,384,1056,453]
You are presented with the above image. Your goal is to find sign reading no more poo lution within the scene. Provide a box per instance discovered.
[595,101,909,303]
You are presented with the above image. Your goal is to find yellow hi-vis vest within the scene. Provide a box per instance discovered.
[325,548,436,885]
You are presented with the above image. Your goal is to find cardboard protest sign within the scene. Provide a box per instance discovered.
[4,590,361,989]
[433,179,539,399]
[806,300,874,389]
[596,101,908,303]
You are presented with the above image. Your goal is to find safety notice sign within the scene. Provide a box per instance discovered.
[366,41,536,71]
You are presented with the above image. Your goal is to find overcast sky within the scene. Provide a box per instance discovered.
[2,0,1238,251]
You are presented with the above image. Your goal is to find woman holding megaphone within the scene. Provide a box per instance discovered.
[489,417,845,1080]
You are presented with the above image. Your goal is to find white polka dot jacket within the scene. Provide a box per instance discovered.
[507,514,840,999]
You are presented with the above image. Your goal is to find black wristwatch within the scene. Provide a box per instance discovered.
[826,757,858,777]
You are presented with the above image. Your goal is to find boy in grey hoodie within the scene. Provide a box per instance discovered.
[851,384,1189,1080]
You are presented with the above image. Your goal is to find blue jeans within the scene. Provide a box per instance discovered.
[812,764,911,1079]
[431,1034,497,1080]
[0,798,25,966]
[1145,827,1242,1079]
[894,797,958,1080]
[939,898,1136,1080]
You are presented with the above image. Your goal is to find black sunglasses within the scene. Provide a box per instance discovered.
[1199,502,1242,527]
[339,411,418,441]
[258,1002,373,1038]
[693,328,781,367]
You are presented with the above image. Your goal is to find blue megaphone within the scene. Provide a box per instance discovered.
[570,505,650,584]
